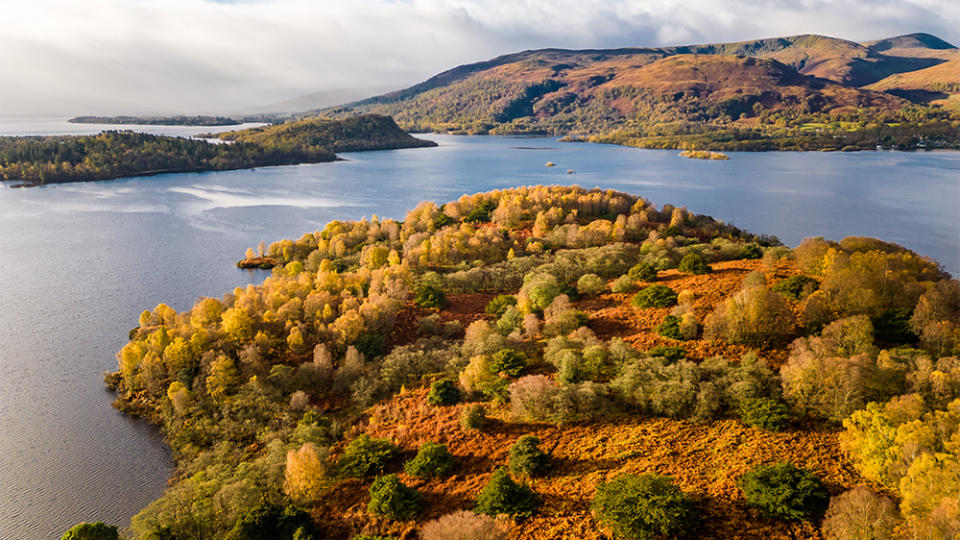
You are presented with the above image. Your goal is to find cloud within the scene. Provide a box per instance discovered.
[2,0,958,116]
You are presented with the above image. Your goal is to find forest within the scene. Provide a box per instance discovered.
[0,115,433,185]
[80,185,960,539]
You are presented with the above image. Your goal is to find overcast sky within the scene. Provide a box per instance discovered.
[3,0,958,116]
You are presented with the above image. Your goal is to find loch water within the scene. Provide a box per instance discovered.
[0,122,957,539]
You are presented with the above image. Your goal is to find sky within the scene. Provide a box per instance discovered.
[2,0,959,117]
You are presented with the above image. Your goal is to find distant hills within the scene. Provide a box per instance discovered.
[315,33,960,151]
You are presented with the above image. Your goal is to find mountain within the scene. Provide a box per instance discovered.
[313,33,960,150]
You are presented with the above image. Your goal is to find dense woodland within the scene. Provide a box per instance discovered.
[0,131,334,185]
[0,116,432,185]
[88,185,960,539]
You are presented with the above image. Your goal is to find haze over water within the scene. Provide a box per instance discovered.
[0,121,957,539]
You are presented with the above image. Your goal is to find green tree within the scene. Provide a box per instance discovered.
[474,467,540,519]
[591,474,696,540]
[367,474,422,520]
[740,463,829,521]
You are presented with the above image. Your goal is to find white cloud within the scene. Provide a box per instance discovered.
[2,0,957,116]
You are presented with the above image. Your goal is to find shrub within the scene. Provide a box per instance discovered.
[427,379,461,406]
[461,404,487,431]
[628,262,658,282]
[632,285,678,308]
[485,295,518,317]
[656,315,683,340]
[611,274,637,293]
[415,285,448,308]
[679,312,698,340]
[61,522,118,540]
[404,441,455,478]
[821,487,899,540]
[508,435,550,477]
[337,434,398,477]
[739,397,790,431]
[577,274,606,295]
[771,275,819,301]
[678,252,712,275]
[474,467,540,520]
[489,349,527,377]
[740,463,829,521]
[367,474,422,520]
[420,510,508,540]
[591,474,696,540]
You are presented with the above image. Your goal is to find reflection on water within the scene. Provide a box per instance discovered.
[0,127,957,539]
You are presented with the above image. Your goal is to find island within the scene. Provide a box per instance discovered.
[0,115,435,185]
[680,149,730,160]
[318,33,960,151]
[96,185,959,540]
[69,115,244,126]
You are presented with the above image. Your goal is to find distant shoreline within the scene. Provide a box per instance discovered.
[68,115,243,127]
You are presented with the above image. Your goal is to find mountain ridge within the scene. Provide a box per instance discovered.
[311,32,960,151]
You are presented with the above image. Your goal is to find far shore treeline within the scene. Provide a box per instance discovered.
[0,115,435,185]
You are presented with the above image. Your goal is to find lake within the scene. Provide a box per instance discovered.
[0,123,957,539]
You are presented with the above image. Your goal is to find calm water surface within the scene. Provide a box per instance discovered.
[0,121,958,539]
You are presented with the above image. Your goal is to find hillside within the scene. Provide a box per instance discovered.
[866,57,960,107]
[100,185,960,540]
[317,33,960,151]
[215,114,437,152]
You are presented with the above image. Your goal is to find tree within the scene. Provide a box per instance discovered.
[591,474,696,540]
[284,443,329,504]
[404,441,455,478]
[427,379,462,406]
[822,487,899,540]
[474,468,540,520]
[678,252,711,275]
[367,474,422,520]
[740,463,829,521]
[337,434,398,477]
[508,435,550,477]
[206,355,241,400]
